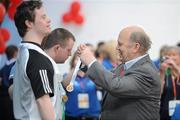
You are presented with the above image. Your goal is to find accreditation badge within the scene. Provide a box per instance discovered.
[97,90,102,101]
[78,93,89,109]
[169,100,180,116]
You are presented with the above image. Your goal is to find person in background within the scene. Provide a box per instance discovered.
[102,40,118,70]
[95,41,106,64]
[0,45,18,120]
[177,42,180,48]
[160,46,180,120]
[153,45,169,70]
[63,44,101,120]
[77,26,161,120]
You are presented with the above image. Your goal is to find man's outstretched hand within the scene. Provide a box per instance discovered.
[77,44,96,66]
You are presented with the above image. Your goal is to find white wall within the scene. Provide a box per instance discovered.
[43,0,179,73]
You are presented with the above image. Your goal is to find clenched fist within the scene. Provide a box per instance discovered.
[77,44,96,66]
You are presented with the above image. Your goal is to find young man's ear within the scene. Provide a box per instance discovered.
[54,44,61,53]
[25,20,33,29]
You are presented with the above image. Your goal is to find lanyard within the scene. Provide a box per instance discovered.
[78,77,87,91]
[176,75,180,84]
[62,102,65,120]
[165,68,171,87]
[171,75,177,100]
[80,81,85,90]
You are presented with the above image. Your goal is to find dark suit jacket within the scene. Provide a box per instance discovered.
[86,55,161,120]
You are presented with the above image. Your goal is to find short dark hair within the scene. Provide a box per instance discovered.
[95,41,105,58]
[42,28,75,50]
[14,0,42,37]
[5,45,18,60]
[177,42,180,47]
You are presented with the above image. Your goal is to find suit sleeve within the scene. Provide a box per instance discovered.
[86,61,154,98]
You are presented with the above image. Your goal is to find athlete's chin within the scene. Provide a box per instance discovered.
[45,27,51,34]
[44,31,51,36]
[47,29,51,34]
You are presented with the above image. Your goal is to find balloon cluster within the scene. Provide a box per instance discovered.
[0,3,11,54]
[8,0,22,20]
[0,3,5,23]
[62,1,84,25]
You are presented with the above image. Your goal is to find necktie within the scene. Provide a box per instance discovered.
[119,65,125,77]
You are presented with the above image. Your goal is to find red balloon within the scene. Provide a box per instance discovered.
[0,35,6,54]
[8,5,16,20]
[70,1,81,15]
[0,3,6,23]
[1,28,10,42]
[74,14,84,25]
[62,13,72,23]
[11,0,22,6]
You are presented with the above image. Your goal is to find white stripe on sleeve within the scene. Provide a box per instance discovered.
[43,70,52,93]
[39,70,47,93]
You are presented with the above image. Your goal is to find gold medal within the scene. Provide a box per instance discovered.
[66,83,74,92]
[62,95,68,103]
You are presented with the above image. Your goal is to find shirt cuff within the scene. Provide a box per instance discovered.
[88,59,97,68]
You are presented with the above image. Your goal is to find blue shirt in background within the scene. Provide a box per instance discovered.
[0,59,15,96]
[102,58,113,71]
[65,75,100,118]
[153,59,160,70]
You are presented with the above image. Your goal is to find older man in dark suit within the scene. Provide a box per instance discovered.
[77,26,161,120]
